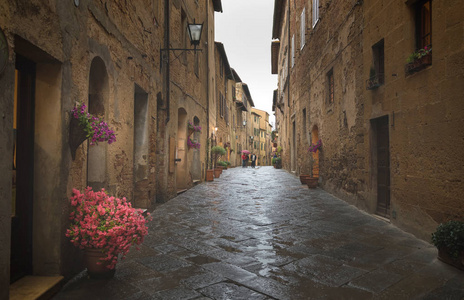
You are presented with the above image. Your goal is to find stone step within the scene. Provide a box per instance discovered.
[10,275,64,300]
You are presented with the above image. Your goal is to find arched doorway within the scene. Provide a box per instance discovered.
[176,108,188,190]
[311,126,320,178]
[87,57,109,191]
[192,116,201,181]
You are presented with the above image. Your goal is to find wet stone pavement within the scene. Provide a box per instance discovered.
[54,167,464,300]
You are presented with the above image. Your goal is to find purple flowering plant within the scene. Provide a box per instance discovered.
[308,139,322,153]
[71,102,116,145]
[188,121,202,133]
[187,137,201,149]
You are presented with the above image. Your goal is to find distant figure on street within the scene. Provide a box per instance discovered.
[241,153,247,168]
[250,153,257,168]
[245,154,249,167]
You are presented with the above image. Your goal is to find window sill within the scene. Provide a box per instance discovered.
[405,54,432,76]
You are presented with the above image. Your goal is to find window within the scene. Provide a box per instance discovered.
[372,39,385,85]
[291,35,295,68]
[416,0,432,49]
[327,69,334,104]
[300,8,306,49]
[312,0,319,28]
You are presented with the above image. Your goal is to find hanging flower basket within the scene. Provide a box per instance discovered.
[187,137,201,150]
[187,121,202,136]
[69,116,89,160]
[69,102,116,160]
[308,139,322,153]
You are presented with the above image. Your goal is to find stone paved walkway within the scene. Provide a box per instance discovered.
[53,167,464,300]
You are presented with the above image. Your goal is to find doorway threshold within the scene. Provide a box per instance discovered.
[373,214,391,223]
[177,189,188,195]
[10,275,64,300]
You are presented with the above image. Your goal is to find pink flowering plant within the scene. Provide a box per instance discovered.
[71,102,116,145]
[308,139,322,153]
[66,187,150,269]
[406,45,432,63]
[187,137,201,149]
[187,121,202,133]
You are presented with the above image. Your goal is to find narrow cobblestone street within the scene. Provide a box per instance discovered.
[54,167,464,300]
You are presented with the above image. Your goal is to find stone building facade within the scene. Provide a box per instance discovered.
[252,108,272,166]
[271,0,464,242]
[0,0,223,296]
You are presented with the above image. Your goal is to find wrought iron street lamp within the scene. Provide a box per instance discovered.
[187,20,203,48]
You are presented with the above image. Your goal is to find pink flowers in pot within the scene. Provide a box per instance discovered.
[71,102,116,145]
[187,137,201,149]
[66,187,150,269]
[308,139,322,153]
[188,120,202,133]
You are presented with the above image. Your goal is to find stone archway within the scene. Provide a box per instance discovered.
[87,57,109,190]
[176,108,188,190]
[311,125,320,177]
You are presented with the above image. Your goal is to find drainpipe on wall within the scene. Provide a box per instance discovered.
[206,0,211,170]
[164,0,170,124]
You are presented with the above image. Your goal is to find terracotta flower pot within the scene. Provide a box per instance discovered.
[437,248,464,271]
[214,168,221,178]
[206,169,214,181]
[306,177,318,188]
[299,175,312,185]
[84,248,116,279]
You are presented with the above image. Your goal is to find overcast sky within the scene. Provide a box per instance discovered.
[215,0,276,126]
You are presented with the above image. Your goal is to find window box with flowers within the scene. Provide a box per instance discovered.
[69,102,116,160]
[405,46,432,75]
[66,187,150,278]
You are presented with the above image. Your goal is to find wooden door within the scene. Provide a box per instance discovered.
[11,55,35,283]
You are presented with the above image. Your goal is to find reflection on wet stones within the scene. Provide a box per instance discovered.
[54,166,464,300]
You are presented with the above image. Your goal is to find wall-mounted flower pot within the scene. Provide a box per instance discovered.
[405,53,432,76]
[206,169,214,181]
[69,117,88,160]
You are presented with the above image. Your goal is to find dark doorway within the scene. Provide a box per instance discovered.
[373,116,390,218]
[11,55,35,283]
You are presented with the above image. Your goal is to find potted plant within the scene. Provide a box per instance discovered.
[211,146,226,178]
[187,137,201,150]
[405,45,432,75]
[431,220,464,271]
[273,157,282,169]
[187,121,202,136]
[217,160,229,170]
[66,187,150,278]
[70,102,116,160]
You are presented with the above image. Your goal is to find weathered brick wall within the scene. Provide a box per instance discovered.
[288,0,365,203]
